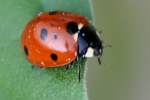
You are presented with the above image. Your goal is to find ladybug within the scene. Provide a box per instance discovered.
[21,11,103,80]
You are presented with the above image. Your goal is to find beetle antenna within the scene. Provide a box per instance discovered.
[97,56,101,65]
[65,64,71,70]
[98,30,103,34]
[103,44,112,48]
[78,63,81,82]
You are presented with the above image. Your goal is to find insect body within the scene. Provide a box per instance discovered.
[21,11,103,80]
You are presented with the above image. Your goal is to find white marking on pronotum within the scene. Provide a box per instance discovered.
[78,23,84,30]
[72,33,78,42]
[72,23,84,42]
[84,47,94,57]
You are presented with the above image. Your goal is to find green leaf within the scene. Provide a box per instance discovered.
[0,0,93,100]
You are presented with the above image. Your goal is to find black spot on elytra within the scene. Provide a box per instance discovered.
[49,11,58,15]
[50,53,58,61]
[24,46,28,56]
[40,28,48,40]
[67,21,78,35]
[54,34,58,39]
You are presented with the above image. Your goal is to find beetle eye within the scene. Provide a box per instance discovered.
[67,21,78,35]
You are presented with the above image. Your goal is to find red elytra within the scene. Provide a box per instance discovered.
[21,11,89,68]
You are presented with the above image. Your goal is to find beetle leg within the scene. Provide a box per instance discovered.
[65,64,71,70]
[77,62,81,82]
[97,56,101,65]
[76,57,81,82]
[65,61,74,70]
[31,65,34,69]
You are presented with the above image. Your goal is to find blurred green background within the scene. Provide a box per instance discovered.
[87,0,150,100]
[0,0,149,100]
